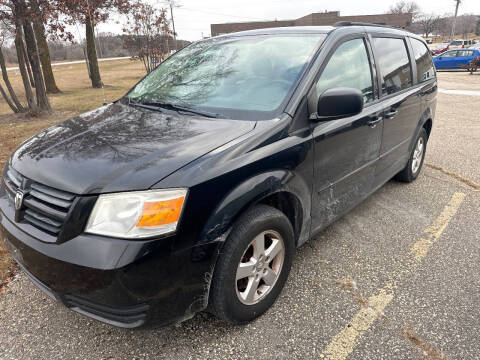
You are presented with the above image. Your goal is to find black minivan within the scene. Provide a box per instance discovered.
[0,23,437,328]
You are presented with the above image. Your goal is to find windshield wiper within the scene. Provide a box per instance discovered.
[145,102,221,118]
[127,98,221,118]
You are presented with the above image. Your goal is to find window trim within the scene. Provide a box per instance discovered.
[369,34,414,99]
[408,37,436,85]
[307,33,378,111]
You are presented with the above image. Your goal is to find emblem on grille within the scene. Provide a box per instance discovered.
[14,190,24,211]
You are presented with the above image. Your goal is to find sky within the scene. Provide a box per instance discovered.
[93,0,479,41]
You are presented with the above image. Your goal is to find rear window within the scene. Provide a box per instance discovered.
[410,38,435,83]
[373,37,412,95]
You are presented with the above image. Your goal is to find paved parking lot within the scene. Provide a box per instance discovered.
[0,72,479,359]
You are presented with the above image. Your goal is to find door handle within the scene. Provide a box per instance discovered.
[384,110,398,119]
[367,116,382,128]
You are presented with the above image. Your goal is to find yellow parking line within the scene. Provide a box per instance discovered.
[320,192,466,360]
[322,286,394,360]
[411,192,467,261]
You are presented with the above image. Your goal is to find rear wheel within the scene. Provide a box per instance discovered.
[395,128,427,183]
[209,204,294,324]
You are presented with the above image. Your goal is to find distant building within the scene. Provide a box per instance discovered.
[211,11,412,37]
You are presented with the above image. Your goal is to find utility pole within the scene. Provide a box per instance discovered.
[168,0,178,52]
[450,0,461,41]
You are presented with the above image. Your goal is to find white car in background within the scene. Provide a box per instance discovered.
[449,39,474,49]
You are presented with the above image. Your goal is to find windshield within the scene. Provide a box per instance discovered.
[126,34,325,119]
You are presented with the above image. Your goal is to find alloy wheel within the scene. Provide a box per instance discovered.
[411,137,424,174]
[235,230,285,305]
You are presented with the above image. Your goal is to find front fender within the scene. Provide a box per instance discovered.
[200,169,311,247]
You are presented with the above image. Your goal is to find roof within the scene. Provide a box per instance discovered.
[213,24,419,40]
[215,26,335,38]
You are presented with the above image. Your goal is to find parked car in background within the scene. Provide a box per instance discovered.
[1,23,437,328]
[469,43,480,50]
[433,49,480,70]
[431,42,450,55]
[449,39,474,49]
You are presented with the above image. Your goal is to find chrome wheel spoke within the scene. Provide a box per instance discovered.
[243,277,260,303]
[262,268,277,286]
[236,261,256,280]
[253,233,265,259]
[265,239,283,260]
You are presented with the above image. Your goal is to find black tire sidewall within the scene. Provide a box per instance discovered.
[210,205,294,324]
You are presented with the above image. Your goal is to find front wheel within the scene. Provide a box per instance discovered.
[209,204,294,324]
[395,128,427,183]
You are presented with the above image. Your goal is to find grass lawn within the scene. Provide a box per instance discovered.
[0,59,146,290]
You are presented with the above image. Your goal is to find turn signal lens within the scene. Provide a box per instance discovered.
[136,197,185,228]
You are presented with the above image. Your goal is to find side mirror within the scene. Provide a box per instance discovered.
[314,87,364,121]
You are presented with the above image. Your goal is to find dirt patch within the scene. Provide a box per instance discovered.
[403,328,447,360]
[0,242,16,294]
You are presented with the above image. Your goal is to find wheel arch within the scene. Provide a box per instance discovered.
[200,170,311,249]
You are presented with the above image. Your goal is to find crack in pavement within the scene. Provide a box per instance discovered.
[425,163,480,191]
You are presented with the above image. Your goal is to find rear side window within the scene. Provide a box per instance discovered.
[410,38,435,83]
[316,38,374,104]
[457,50,474,57]
[373,37,412,95]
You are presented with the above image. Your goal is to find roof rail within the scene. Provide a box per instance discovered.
[333,21,404,29]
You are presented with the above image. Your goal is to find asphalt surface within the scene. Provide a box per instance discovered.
[1,72,479,359]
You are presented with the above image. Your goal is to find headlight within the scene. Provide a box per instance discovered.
[85,189,187,239]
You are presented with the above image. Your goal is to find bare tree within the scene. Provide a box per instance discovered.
[122,1,173,73]
[417,13,441,37]
[0,23,25,112]
[456,14,477,38]
[388,1,421,20]
[30,0,61,93]
[54,0,132,88]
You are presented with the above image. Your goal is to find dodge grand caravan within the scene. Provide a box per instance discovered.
[0,23,437,328]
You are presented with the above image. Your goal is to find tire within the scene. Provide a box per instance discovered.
[395,128,427,183]
[209,204,294,324]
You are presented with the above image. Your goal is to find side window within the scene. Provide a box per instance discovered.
[316,38,374,104]
[410,38,435,83]
[442,51,458,58]
[372,37,412,95]
[457,50,474,57]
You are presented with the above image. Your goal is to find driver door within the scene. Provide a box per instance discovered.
[309,36,383,232]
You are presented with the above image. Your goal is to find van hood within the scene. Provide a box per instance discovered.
[10,103,256,194]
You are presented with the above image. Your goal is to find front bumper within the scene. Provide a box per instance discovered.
[0,205,219,328]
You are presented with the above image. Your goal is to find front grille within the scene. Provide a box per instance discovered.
[3,166,75,238]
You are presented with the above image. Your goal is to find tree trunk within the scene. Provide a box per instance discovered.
[15,26,37,112]
[85,18,102,88]
[23,22,51,112]
[30,0,60,94]
[0,48,25,112]
[22,37,35,88]
[0,83,20,113]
